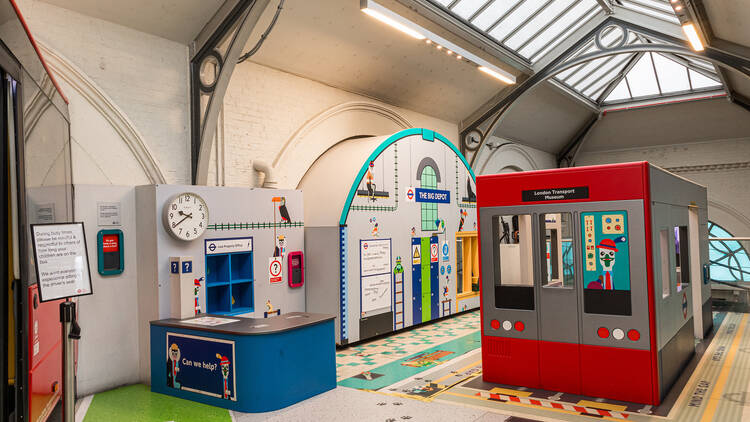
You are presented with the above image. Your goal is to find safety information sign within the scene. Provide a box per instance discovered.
[430,243,439,263]
[269,257,283,283]
[31,222,93,302]
[412,244,421,265]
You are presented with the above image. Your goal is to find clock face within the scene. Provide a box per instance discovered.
[163,192,209,241]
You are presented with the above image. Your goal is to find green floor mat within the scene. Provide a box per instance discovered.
[83,384,230,422]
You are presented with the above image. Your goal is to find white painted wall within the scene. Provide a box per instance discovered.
[217,61,462,189]
[17,0,189,184]
[473,135,557,175]
[577,138,750,236]
[73,185,140,396]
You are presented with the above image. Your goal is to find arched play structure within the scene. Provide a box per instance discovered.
[301,128,479,345]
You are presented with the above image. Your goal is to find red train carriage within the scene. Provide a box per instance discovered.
[477,162,710,405]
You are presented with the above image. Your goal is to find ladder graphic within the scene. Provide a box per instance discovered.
[394,272,404,330]
[442,299,452,317]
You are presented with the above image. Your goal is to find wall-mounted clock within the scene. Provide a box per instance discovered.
[163,192,209,241]
[464,130,482,151]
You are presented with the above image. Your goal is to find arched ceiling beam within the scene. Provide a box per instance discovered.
[190,0,273,184]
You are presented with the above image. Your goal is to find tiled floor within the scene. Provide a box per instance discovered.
[335,310,480,381]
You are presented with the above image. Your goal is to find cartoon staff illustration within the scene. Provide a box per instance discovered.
[194,277,204,315]
[216,353,232,399]
[458,209,468,232]
[366,161,377,202]
[167,343,181,389]
[587,236,627,290]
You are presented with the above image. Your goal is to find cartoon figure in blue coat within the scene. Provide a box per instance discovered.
[216,354,232,399]
[587,236,626,290]
[167,343,181,389]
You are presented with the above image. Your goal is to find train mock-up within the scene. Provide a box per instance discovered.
[476,162,710,405]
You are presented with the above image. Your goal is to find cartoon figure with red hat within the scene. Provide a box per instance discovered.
[194,277,204,315]
[167,343,181,389]
[587,236,626,290]
[216,353,232,399]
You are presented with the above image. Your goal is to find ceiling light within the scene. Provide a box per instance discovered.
[361,7,425,40]
[674,5,682,11]
[456,55,462,60]
[682,23,704,51]
[436,45,443,50]
[425,39,432,44]
[478,66,515,84]
[446,50,453,55]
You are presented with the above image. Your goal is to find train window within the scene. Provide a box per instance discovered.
[661,229,672,298]
[540,213,575,288]
[581,211,632,316]
[492,214,534,310]
[675,226,690,291]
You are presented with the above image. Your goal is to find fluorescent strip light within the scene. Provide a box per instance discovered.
[360,0,516,85]
[682,23,704,51]
[478,66,515,84]
[362,7,425,40]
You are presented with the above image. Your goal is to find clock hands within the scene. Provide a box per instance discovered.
[173,210,194,227]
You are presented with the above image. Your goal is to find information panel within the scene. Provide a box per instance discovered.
[165,332,237,401]
[31,223,93,302]
[360,239,391,277]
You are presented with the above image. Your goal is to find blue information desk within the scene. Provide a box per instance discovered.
[150,312,335,412]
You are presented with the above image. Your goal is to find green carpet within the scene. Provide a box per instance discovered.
[83,384,230,422]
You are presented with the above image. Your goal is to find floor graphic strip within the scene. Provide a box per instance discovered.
[337,330,481,390]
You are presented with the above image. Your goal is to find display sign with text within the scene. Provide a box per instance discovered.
[522,186,589,202]
[414,188,450,204]
[31,223,93,302]
[165,332,237,401]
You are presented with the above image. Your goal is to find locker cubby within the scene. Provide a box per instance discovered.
[230,252,253,281]
[206,254,230,285]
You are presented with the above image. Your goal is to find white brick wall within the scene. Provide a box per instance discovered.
[20,0,191,184]
[577,138,750,236]
[221,61,460,187]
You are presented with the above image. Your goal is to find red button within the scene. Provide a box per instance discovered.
[628,329,641,341]
[491,319,500,330]
[615,225,621,231]
[514,321,525,332]
[597,327,609,338]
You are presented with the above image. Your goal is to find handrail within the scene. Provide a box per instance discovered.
[711,279,750,291]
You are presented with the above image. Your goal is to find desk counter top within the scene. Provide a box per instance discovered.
[150,312,335,336]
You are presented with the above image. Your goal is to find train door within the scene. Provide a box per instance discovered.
[480,209,540,387]
[577,201,653,404]
[1,69,12,422]
[537,211,581,393]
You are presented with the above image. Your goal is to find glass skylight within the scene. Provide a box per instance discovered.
[426,0,725,107]
[552,28,723,106]
[427,0,603,63]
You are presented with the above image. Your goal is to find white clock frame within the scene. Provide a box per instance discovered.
[162,192,210,241]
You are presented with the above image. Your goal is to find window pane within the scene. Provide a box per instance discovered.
[505,0,577,51]
[488,1,545,42]
[541,213,575,288]
[493,214,534,310]
[453,0,488,20]
[471,0,519,30]
[661,229,671,298]
[518,0,594,58]
[653,54,690,93]
[582,211,632,315]
[626,53,660,97]
[675,226,690,291]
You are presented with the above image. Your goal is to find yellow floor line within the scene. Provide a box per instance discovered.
[699,313,749,422]
[442,391,624,422]
[431,360,481,384]
[576,400,626,412]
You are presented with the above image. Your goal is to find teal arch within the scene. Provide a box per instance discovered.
[338,128,476,225]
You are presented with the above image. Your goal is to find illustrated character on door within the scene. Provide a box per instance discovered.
[167,343,181,389]
[194,277,204,315]
[216,354,232,399]
[587,236,627,290]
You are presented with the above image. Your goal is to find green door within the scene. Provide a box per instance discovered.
[421,237,431,322]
